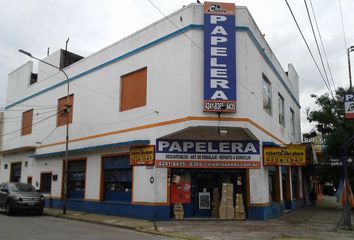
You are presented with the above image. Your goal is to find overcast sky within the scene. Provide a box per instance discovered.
[0,0,353,134]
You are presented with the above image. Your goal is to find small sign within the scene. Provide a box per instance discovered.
[344,93,354,120]
[330,157,354,167]
[263,145,306,166]
[130,145,155,166]
[199,190,211,209]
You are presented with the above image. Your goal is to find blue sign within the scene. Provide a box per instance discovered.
[203,2,236,112]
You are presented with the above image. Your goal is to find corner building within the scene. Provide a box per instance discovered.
[1,3,303,220]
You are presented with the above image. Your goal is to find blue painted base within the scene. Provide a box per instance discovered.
[45,199,170,220]
[248,201,285,220]
[285,199,303,210]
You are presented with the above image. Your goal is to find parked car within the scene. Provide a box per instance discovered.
[0,182,45,215]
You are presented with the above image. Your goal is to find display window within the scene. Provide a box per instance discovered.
[102,155,132,202]
[67,160,86,199]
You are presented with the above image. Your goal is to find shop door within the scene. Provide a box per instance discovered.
[193,173,215,217]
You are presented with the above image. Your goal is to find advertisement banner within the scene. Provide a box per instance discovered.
[170,182,191,204]
[155,140,260,169]
[203,2,236,112]
[130,145,155,166]
[263,145,307,166]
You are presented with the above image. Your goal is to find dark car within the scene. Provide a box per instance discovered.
[0,182,45,215]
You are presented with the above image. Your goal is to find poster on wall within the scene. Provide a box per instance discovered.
[263,145,306,166]
[170,182,191,204]
[155,140,260,169]
[203,2,237,112]
[130,145,155,166]
[199,191,211,209]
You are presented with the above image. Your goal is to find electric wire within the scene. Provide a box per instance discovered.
[0,109,64,138]
[308,0,336,90]
[284,0,334,99]
[303,0,333,94]
[146,0,205,53]
[338,0,348,51]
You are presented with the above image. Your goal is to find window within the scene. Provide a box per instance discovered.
[21,109,33,136]
[102,155,132,202]
[262,74,272,115]
[30,73,38,85]
[120,68,147,112]
[27,176,32,185]
[10,162,22,182]
[67,160,86,199]
[40,172,52,193]
[290,108,295,136]
[268,171,276,202]
[291,167,299,199]
[278,94,285,126]
[57,94,74,127]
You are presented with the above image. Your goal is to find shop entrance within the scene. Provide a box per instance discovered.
[170,169,247,219]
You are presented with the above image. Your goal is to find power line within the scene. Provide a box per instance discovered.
[0,109,64,138]
[284,0,334,99]
[303,0,333,94]
[146,0,205,53]
[338,0,348,50]
[308,0,336,90]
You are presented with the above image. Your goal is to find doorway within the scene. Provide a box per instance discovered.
[171,169,247,218]
[40,172,52,194]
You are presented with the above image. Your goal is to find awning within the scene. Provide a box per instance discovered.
[29,140,150,159]
[0,146,36,155]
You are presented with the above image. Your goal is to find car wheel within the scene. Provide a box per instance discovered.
[36,208,44,216]
[5,202,13,216]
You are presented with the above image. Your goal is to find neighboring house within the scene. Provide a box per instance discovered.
[0,3,304,220]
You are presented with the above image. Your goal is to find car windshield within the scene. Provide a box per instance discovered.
[9,183,36,192]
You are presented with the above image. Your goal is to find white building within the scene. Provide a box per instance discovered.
[0,3,304,220]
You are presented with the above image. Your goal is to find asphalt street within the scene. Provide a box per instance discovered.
[0,212,175,240]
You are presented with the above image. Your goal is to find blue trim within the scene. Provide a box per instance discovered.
[45,199,170,221]
[248,201,285,220]
[30,140,149,159]
[285,199,303,210]
[6,24,300,109]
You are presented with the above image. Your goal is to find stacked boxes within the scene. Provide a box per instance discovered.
[219,183,234,219]
[211,188,220,218]
[234,193,246,220]
[173,203,184,220]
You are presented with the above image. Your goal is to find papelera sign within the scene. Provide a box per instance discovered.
[203,2,236,112]
[344,93,354,120]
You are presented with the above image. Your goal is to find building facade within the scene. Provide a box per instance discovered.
[0,3,304,220]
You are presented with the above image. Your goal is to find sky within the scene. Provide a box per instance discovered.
[0,0,353,134]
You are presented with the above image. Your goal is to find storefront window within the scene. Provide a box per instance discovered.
[67,160,86,199]
[291,167,298,199]
[268,169,276,202]
[103,155,132,202]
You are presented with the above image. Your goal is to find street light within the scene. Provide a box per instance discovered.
[347,46,354,90]
[19,49,70,215]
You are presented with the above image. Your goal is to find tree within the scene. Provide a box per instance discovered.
[306,87,354,186]
[306,87,354,156]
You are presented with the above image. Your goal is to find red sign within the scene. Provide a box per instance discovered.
[170,182,191,203]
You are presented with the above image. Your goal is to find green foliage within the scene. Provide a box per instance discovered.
[306,87,354,156]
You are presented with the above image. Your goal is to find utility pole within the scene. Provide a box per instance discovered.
[348,46,354,90]
[19,49,70,215]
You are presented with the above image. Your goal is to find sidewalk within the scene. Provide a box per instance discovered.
[45,196,354,240]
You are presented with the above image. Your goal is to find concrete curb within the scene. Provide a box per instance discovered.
[44,211,203,240]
